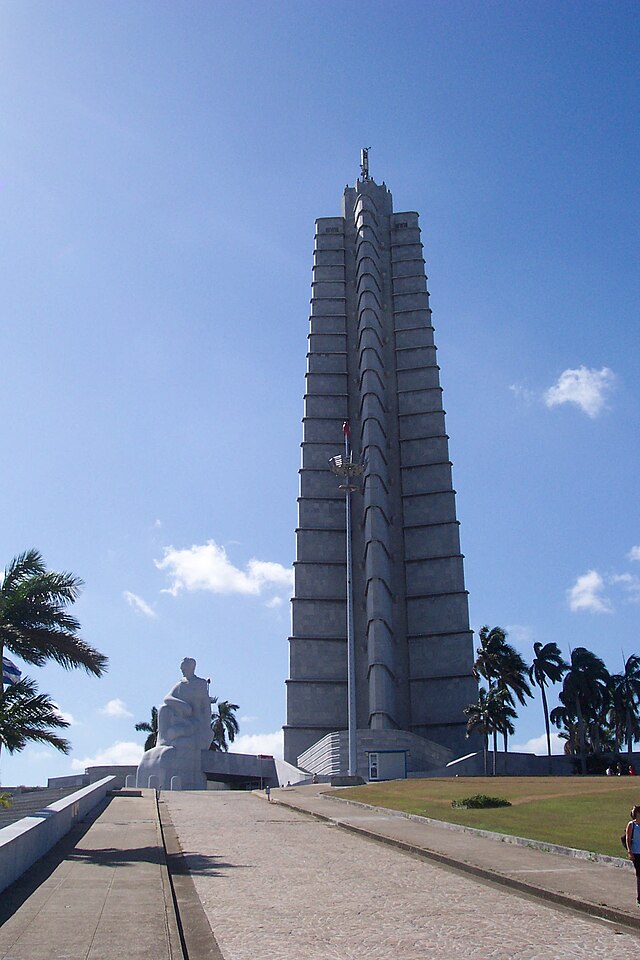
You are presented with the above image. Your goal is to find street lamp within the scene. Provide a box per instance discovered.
[329,421,364,778]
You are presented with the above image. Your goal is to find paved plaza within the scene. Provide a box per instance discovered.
[166,790,640,960]
[2,786,640,960]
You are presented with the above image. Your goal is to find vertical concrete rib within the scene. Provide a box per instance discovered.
[352,186,398,731]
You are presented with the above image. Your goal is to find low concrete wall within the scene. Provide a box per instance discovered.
[48,765,137,790]
[419,751,576,777]
[0,776,116,894]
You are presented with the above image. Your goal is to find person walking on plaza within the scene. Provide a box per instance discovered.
[625,805,640,904]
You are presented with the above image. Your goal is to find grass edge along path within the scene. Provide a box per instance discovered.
[341,777,640,858]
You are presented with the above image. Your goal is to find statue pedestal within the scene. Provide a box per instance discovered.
[137,744,207,790]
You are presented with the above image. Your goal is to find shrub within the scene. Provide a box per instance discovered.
[451,794,512,809]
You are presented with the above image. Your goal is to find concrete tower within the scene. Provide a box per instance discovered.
[284,167,477,773]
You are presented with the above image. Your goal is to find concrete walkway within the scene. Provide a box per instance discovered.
[2,783,640,960]
[0,790,182,960]
[272,784,640,930]
[166,788,640,960]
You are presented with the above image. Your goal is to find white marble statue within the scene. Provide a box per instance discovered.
[136,657,213,790]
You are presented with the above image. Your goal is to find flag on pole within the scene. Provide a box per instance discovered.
[2,656,22,686]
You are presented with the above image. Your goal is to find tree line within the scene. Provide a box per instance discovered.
[465,625,640,775]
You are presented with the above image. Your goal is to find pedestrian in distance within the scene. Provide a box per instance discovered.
[265,784,271,802]
[625,805,640,905]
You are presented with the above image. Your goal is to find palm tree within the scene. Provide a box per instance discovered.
[135,706,158,752]
[495,695,518,765]
[0,676,70,755]
[464,687,492,776]
[473,625,532,760]
[0,550,108,691]
[463,686,513,775]
[210,698,240,752]
[528,641,568,771]
[606,673,626,755]
[618,655,640,759]
[550,693,579,756]
[561,647,610,774]
[473,626,508,761]
[473,625,507,689]
[494,646,532,758]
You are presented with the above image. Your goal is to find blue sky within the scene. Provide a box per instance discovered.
[1,1,638,784]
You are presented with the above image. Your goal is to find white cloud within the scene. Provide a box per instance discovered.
[265,596,283,609]
[628,546,640,562]
[29,747,61,761]
[568,570,612,613]
[509,382,537,404]
[229,730,284,758]
[123,590,157,618]
[155,540,293,599]
[53,705,76,726]
[611,573,640,604]
[71,740,144,770]
[544,366,615,418]
[504,624,534,646]
[239,715,259,723]
[100,698,134,719]
[511,732,565,755]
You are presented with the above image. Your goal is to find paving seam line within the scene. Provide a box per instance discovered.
[152,791,186,960]
[157,794,225,960]
[320,793,633,870]
[271,796,640,936]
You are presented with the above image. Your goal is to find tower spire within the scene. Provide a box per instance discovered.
[360,146,371,181]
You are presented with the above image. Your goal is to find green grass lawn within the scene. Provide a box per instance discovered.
[339,777,640,857]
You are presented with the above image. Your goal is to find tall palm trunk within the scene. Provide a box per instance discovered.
[575,699,588,775]
[540,681,553,775]
[502,730,509,774]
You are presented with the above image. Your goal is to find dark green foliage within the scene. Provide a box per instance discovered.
[555,647,610,774]
[0,549,107,760]
[0,549,108,677]
[529,641,568,769]
[210,698,240,752]
[452,794,512,809]
[0,676,70,754]
[473,625,533,765]
[135,706,158,751]
[464,685,518,775]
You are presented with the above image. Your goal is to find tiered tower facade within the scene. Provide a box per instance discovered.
[284,173,477,768]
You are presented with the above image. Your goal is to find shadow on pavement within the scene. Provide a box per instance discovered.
[170,851,249,877]
[0,796,111,927]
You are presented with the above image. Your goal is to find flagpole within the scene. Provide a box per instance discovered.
[329,421,363,778]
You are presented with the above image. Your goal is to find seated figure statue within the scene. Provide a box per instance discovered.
[136,657,213,790]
